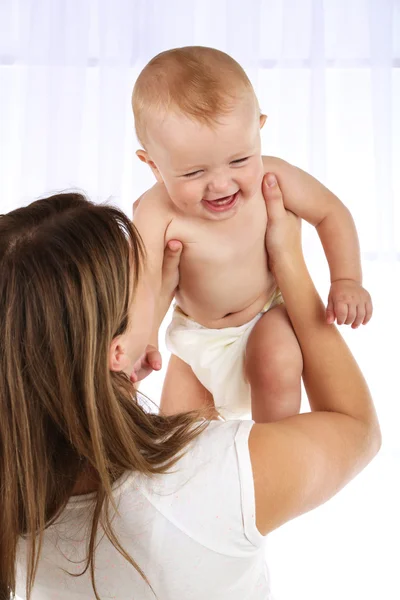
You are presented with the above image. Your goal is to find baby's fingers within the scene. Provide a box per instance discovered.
[326,297,335,324]
[344,304,357,326]
[351,304,366,329]
[147,348,162,371]
[363,298,373,325]
[334,301,349,326]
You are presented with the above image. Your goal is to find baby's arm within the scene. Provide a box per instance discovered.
[263,157,372,328]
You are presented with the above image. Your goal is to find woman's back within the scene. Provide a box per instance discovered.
[16,420,271,600]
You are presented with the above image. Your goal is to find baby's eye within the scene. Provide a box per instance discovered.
[231,157,250,165]
[183,170,203,178]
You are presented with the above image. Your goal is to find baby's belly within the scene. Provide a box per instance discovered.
[175,262,276,329]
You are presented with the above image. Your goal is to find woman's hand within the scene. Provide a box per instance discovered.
[262,173,302,275]
[131,240,183,384]
[156,240,183,326]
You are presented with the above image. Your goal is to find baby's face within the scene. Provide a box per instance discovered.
[144,97,265,221]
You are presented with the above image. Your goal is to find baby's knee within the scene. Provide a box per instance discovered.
[245,341,302,391]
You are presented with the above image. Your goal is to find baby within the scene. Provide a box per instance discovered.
[132,46,372,423]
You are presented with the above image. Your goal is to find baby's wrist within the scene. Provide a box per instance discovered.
[330,278,362,286]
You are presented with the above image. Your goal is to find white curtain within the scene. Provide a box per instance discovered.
[1,1,399,599]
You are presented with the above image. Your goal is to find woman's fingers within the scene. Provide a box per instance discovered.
[163,240,183,278]
[263,172,301,264]
[160,240,183,300]
[166,240,183,253]
[262,173,286,219]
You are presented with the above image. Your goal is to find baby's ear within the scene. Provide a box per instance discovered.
[136,150,163,183]
[260,114,268,129]
[136,149,150,164]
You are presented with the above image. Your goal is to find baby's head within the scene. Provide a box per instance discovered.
[132,46,266,220]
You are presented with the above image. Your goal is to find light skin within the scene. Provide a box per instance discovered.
[133,92,372,422]
[75,178,380,555]
[135,176,381,539]
[249,175,380,534]
[109,274,155,382]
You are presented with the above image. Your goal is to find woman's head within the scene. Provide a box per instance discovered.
[1,191,149,378]
[0,192,207,599]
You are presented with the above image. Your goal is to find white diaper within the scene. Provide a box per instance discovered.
[165,289,283,419]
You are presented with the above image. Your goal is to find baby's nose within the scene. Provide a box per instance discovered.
[208,175,230,194]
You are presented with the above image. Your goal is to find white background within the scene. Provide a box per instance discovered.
[1,1,399,598]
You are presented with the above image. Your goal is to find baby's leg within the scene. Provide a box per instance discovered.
[160,354,220,419]
[244,304,303,423]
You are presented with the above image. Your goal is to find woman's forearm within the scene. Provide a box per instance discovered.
[151,241,182,348]
[274,251,379,437]
[150,300,172,349]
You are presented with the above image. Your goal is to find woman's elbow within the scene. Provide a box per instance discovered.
[365,421,382,463]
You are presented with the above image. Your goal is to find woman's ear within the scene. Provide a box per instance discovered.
[260,114,268,129]
[109,336,126,372]
[136,150,163,183]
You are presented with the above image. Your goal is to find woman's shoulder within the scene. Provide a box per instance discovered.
[129,418,263,552]
[158,418,255,480]
[182,418,255,470]
[192,417,254,446]
[127,418,255,506]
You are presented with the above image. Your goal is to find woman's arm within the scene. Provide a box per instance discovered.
[154,240,182,331]
[249,174,381,535]
[262,156,372,327]
[131,240,182,384]
[263,156,362,283]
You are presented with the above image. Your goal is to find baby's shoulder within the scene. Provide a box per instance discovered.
[133,183,175,224]
[136,182,172,211]
[261,155,294,174]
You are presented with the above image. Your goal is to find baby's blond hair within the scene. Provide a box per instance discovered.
[132,46,258,147]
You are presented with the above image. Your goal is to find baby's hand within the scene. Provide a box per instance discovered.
[130,344,162,384]
[326,280,373,328]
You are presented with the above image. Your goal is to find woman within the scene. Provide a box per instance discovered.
[0,176,380,600]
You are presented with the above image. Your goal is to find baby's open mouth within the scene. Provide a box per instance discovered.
[202,191,239,212]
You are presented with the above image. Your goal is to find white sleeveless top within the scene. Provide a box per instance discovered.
[16,419,273,599]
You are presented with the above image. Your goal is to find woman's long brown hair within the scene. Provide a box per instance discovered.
[0,193,208,600]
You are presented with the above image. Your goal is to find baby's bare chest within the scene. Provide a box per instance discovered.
[167,200,268,270]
